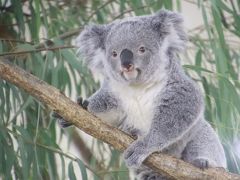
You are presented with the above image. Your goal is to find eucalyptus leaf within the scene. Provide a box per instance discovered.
[68,162,77,180]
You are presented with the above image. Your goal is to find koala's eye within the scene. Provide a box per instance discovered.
[112,51,118,58]
[138,46,145,54]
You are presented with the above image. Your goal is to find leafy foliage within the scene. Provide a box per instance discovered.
[0,0,239,179]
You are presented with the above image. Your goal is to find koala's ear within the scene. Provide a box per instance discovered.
[150,9,188,53]
[75,24,110,73]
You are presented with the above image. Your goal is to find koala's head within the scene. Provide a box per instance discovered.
[76,10,187,85]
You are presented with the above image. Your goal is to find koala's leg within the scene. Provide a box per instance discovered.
[181,120,226,169]
[134,166,171,180]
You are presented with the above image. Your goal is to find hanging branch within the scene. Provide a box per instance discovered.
[0,58,239,180]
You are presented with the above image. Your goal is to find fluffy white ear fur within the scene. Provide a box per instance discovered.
[152,9,188,53]
[167,23,187,52]
[75,24,108,75]
[89,49,106,75]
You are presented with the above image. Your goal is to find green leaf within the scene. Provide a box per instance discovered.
[10,96,33,123]
[16,44,35,52]
[29,0,41,41]
[163,0,173,10]
[5,146,17,180]
[12,0,25,36]
[47,152,57,180]
[195,49,202,67]
[18,137,29,180]
[183,65,214,74]
[120,0,126,14]
[61,49,81,70]
[59,154,66,180]
[0,41,3,53]
[76,159,88,180]
[68,162,77,180]
[14,125,32,142]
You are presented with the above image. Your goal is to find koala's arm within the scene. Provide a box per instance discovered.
[54,83,123,128]
[87,86,124,127]
[124,77,204,167]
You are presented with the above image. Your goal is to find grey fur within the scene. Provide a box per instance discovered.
[76,10,226,180]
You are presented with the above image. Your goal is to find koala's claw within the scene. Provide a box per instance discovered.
[58,118,73,128]
[52,111,73,128]
[77,97,89,110]
[192,158,209,170]
[123,140,148,168]
[52,111,62,119]
[130,129,141,139]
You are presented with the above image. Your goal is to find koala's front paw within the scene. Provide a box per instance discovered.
[77,97,89,110]
[52,111,72,128]
[123,140,149,168]
[192,158,209,170]
[130,129,142,138]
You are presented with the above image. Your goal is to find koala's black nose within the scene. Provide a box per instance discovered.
[120,49,134,69]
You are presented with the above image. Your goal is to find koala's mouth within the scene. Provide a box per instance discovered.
[120,68,141,81]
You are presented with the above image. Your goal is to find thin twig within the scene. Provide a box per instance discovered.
[0,38,34,45]
[0,45,76,57]
[97,169,128,175]
[86,0,116,21]
[113,2,156,20]
[35,28,83,49]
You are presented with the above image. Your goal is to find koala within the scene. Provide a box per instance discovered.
[56,10,227,180]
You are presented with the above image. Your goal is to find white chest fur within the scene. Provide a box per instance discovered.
[110,81,166,135]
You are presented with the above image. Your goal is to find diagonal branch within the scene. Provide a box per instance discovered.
[0,58,239,180]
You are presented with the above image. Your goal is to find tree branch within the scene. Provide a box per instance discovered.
[0,45,76,57]
[0,58,239,180]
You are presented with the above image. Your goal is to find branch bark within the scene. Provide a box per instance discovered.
[0,58,239,180]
